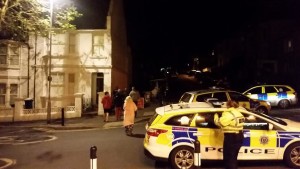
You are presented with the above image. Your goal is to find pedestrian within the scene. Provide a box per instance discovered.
[113,89,124,121]
[123,96,137,136]
[214,100,245,169]
[129,86,140,106]
[101,91,112,122]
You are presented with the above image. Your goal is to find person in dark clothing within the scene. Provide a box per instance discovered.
[113,89,124,121]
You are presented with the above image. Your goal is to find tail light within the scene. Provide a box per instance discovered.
[146,128,168,137]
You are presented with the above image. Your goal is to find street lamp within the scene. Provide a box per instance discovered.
[47,0,54,124]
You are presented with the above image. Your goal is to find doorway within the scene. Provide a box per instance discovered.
[91,72,104,108]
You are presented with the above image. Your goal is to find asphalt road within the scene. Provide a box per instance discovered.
[1,107,300,169]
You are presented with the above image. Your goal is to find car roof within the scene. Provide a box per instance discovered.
[183,89,237,95]
[249,84,293,88]
[155,102,227,116]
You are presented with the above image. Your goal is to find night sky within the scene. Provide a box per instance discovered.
[73,0,300,79]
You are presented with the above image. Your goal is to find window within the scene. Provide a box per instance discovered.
[9,46,19,65]
[180,93,192,102]
[196,93,212,102]
[212,92,227,102]
[165,114,195,126]
[228,92,249,102]
[243,113,269,130]
[10,84,18,105]
[195,113,219,128]
[0,45,7,64]
[0,44,19,66]
[51,73,64,96]
[69,33,76,54]
[93,35,104,56]
[247,87,262,94]
[265,86,277,93]
[0,83,6,105]
[52,33,66,56]
[275,86,290,92]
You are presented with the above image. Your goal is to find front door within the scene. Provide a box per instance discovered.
[91,73,104,107]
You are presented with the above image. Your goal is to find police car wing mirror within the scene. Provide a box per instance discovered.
[268,123,274,130]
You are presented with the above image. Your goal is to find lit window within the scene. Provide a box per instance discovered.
[10,84,18,105]
[0,83,6,105]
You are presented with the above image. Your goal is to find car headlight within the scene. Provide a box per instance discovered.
[266,101,271,106]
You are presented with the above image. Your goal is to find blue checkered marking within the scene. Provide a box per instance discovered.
[278,92,288,99]
[172,127,197,146]
[243,130,250,146]
[277,131,300,148]
[258,94,268,101]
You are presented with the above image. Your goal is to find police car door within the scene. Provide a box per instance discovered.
[240,113,279,160]
[193,112,224,160]
[264,86,278,106]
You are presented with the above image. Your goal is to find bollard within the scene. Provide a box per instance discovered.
[90,146,97,169]
[194,140,201,168]
[61,108,65,126]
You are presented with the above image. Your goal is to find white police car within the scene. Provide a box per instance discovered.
[144,102,300,169]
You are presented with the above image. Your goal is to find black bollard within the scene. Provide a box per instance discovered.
[61,108,65,126]
[194,139,201,168]
[90,146,97,169]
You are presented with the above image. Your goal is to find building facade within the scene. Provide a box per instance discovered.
[0,0,131,110]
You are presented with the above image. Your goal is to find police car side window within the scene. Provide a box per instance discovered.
[165,114,195,126]
[196,93,212,102]
[228,92,249,101]
[195,113,218,128]
[243,114,269,130]
[276,86,289,92]
[212,92,227,102]
[248,87,261,94]
[265,86,277,93]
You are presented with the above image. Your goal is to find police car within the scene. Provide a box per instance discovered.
[144,102,300,169]
[179,89,271,114]
[243,85,298,109]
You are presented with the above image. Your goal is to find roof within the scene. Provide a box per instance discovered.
[155,102,226,115]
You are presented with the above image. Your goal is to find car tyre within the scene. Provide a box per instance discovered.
[278,99,290,109]
[170,146,194,169]
[256,107,268,115]
[283,142,300,169]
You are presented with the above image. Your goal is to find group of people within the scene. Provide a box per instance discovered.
[101,87,140,136]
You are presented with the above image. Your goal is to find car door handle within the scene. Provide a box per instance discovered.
[193,133,203,136]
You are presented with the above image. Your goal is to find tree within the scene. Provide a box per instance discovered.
[0,0,82,42]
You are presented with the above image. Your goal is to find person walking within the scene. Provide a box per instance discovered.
[101,91,112,122]
[123,96,137,136]
[113,89,124,121]
[214,100,245,169]
[129,87,140,105]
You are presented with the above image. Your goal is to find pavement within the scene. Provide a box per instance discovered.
[0,103,158,131]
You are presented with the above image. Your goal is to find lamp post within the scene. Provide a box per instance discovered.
[47,0,53,124]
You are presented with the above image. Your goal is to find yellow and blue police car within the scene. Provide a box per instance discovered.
[179,89,271,114]
[144,102,300,169]
[243,85,298,109]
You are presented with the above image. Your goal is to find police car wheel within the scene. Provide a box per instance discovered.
[283,142,300,169]
[278,99,290,109]
[170,146,194,169]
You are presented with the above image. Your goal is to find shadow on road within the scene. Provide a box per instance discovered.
[129,133,145,138]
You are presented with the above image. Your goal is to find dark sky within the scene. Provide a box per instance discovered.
[73,0,300,72]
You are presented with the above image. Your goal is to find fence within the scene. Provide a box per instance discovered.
[0,93,84,122]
